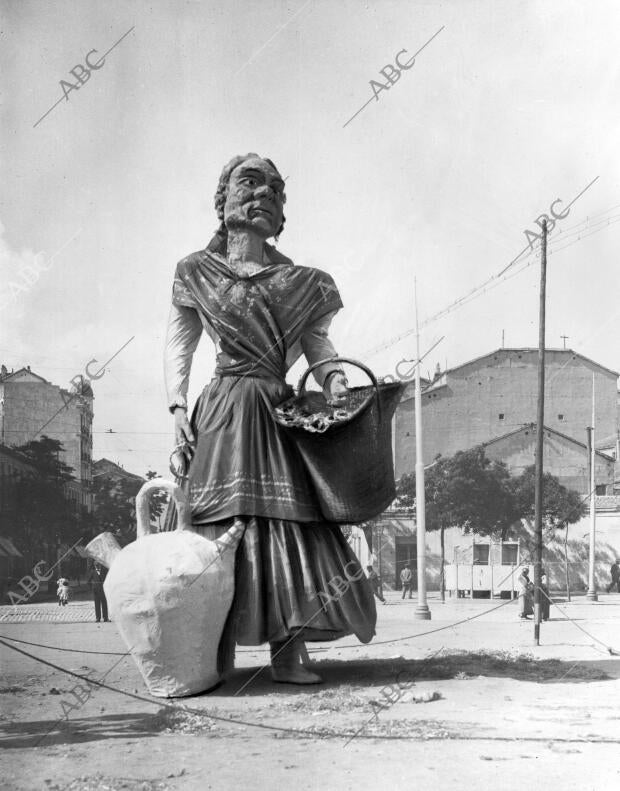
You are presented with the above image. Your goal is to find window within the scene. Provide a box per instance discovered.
[498,413,505,420]
[501,544,518,565]
[473,544,490,565]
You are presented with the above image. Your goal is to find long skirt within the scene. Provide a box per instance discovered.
[518,592,533,617]
[167,376,377,645]
[167,375,377,652]
[197,517,375,651]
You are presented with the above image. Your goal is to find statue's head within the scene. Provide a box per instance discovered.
[214,154,286,241]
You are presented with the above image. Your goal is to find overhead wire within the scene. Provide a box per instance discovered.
[359,202,620,359]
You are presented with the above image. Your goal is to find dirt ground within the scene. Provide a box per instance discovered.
[2,591,620,791]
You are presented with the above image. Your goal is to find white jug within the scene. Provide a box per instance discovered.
[85,478,243,697]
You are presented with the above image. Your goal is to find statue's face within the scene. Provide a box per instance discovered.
[223,157,285,239]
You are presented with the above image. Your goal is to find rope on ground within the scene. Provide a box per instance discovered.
[541,587,620,656]
[0,596,517,657]
[324,596,519,650]
[2,636,620,747]
[0,634,128,655]
[0,636,431,742]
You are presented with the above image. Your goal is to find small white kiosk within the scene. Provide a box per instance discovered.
[445,539,522,598]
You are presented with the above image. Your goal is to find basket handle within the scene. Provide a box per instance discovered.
[297,357,380,399]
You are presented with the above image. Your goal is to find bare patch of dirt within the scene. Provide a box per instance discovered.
[268,685,369,713]
[273,717,475,740]
[45,775,177,791]
[417,651,609,682]
[151,707,234,737]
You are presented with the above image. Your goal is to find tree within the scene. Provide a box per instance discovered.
[10,436,85,568]
[91,475,140,546]
[396,449,587,601]
[508,465,587,534]
[397,447,521,600]
[508,465,587,598]
[145,471,170,528]
[92,470,169,546]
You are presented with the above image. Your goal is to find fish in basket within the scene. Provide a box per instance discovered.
[273,357,405,523]
[85,478,244,698]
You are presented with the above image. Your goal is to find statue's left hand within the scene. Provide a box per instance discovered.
[324,371,348,404]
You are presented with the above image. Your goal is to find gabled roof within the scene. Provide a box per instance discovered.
[92,458,144,483]
[448,348,619,378]
[482,423,616,462]
[0,367,49,384]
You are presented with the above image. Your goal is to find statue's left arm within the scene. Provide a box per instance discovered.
[300,311,347,400]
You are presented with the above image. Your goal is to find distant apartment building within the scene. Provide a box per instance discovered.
[0,364,93,508]
[394,348,618,494]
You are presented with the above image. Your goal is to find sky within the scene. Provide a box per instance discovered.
[1,0,619,479]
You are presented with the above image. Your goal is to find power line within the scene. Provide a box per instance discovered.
[359,204,620,360]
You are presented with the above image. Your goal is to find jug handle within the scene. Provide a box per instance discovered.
[136,478,192,538]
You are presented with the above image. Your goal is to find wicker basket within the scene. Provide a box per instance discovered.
[273,358,405,523]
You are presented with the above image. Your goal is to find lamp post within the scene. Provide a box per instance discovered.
[586,375,598,602]
[533,220,547,646]
[413,279,431,620]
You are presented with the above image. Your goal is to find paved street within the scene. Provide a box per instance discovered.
[0,601,97,624]
[2,591,620,790]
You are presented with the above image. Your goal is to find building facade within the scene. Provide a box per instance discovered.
[394,348,618,493]
[482,424,615,494]
[0,365,93,509]
[92,458,144,488]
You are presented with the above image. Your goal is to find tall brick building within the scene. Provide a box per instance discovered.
[394,348,619,495]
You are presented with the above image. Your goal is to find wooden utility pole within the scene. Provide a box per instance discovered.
[586,375,598,601]
[413,278,431,620]
[533,220,547,645]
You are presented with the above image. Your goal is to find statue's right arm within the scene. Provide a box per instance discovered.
[165,302,202,447]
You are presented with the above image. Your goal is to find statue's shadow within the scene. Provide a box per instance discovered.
[0,711,165,750]
[1,653,615,749]
[219,652,616,697]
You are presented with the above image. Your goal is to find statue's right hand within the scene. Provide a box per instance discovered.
[170,408,195,479]
[173,407,195,449]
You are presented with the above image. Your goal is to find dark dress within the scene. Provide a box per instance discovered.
[165,235,377,649]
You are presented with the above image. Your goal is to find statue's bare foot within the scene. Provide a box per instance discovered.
[270,639,323,685]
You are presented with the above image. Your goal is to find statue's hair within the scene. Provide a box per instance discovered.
[214,153,286,240]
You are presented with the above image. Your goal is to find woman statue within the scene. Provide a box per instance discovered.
[165,153,376,685]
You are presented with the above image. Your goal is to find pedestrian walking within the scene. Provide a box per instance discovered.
[56,577,70,606]
[366,565,386,604]
[88,562,110,622]
[400,563,413,599]
[517,567,534,619]
[607,560,620,593]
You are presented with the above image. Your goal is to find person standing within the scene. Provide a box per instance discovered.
[56,577,70,607]
[607,560,620,593]
[88,563,110,623]
[400,563,413,600]
[366,566,386,604]
[540,568,550,622]
[517,567,534,619]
